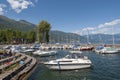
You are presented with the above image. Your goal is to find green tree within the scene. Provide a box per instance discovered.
[0,30,7,44]
[27,30,36,43]
[0,28,37,44]
[15,30,22,38]
[5,29,14,43]
[38,20,51,43]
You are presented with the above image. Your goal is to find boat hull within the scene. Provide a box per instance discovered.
[38,52,56,57]
[80,47,94,51]
[33,51,57,57]
[100,51,119,54]
[44,63,91,70]
[99,47,119,54]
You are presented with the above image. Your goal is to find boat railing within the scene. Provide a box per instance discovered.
[83,56,88,60]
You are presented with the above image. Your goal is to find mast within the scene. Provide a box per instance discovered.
[112,26,115,48]
[36,26,39,42]
[87,29,90,44]
[78,34,80,44]
[99,34,103,45]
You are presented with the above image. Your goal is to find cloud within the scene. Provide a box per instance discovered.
[96,19,120,34]
[98,19,120,28]
[86,19,120,34]
[0,4,6,15]
[74,19,120,35]
[73,27,96,35]
[7,0,33,13]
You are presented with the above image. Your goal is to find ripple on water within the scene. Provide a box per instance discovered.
[28,51,120,80]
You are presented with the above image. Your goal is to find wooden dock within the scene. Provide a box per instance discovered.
[0,53,37,80]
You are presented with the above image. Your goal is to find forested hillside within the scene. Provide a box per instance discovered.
[0,15,36,32]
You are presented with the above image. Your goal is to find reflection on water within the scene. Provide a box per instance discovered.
[28,50,120,80]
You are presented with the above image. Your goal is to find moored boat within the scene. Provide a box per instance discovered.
[95,46,104,53]
[80,46,94,51]
[33,50,57,57]
[44,53,92,70]
[99,47,119,54]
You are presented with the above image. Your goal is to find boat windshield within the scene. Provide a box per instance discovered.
[65,53,80,59]
[96,46,104,50]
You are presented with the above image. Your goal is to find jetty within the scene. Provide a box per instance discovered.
[0,51,37,80]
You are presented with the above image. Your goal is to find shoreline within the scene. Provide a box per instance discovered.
[1,44,120,49]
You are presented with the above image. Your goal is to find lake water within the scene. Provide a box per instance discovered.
[28,50,120,80]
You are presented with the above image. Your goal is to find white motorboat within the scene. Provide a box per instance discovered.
[33,50,57,56]
[100,47,119,54]
[99,28,119,54]
[44,53,92,70]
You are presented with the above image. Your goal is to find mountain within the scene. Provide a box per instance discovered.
[0,15,120,44]
[49,30,87,44]
[0,15,36,32]
[87,34,120,44]
[50,31,120,44]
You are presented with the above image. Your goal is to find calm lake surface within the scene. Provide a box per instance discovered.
[28,50,120,80]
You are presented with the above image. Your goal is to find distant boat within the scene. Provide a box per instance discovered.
[23,48,35,53]
[99,47,119,54]
[99,27,119,54]
[72,44,81,50]
[30,43,40,50]
[33,50,57,57]
[80,46,94,51]
[44,53,92,70]
[95,46,104,53]
[3,45,12,49]
[80,29,94,51]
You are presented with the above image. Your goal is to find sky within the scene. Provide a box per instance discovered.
[0,0,120,35]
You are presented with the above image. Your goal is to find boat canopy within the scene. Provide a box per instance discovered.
[65,53,81,59]
[96,46,104,50]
